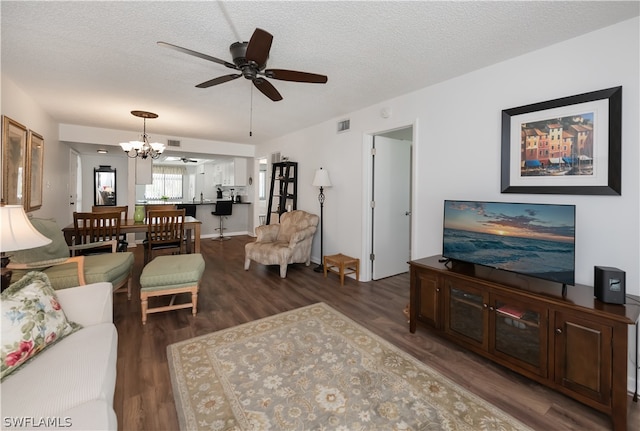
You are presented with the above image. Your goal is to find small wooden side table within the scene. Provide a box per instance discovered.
[324,253,360,286]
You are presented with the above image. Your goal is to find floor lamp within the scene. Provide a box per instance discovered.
[312,168,332,273]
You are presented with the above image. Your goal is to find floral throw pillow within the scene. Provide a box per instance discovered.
[1,272,81,381]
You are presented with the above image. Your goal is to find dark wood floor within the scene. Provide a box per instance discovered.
[113,236,638,430]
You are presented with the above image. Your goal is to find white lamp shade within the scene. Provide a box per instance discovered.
[312,168,332,188]
[150,142,165,152]
[1,205,52,252]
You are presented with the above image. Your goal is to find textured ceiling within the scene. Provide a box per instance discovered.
[2,1,638,147]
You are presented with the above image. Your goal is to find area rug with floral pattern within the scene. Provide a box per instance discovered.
[167,302,532,431]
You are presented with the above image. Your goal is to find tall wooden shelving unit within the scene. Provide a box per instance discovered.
[266,161,297,224]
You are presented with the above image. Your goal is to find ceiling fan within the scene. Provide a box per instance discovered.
[158,28,327,102]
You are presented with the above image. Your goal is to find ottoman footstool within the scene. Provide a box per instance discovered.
[140,254,205,324]
[324,253,360,286]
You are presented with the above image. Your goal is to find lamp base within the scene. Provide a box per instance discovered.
[313,264,324,273]
[1,269,12,292]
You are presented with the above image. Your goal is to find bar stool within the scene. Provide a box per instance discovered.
[176,203,197,217]
[212,200,233,241]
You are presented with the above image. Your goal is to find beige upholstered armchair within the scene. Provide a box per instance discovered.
[244,210,319,278]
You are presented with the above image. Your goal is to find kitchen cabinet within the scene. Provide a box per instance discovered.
[211,158,247,186]
[409,255,639,431]
[212,162,230,186]
[233,157,247,186]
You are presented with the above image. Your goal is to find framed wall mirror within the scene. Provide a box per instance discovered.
[94,165,117,206]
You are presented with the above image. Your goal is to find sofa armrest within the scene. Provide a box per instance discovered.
[69,239,118,256]
[289,226,317,246]
[8,256,87,285]
[256,224,280,242]
[55,282,113,326]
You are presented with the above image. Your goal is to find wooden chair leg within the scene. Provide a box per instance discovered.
[141,293,148,325]
[191,287,198,316]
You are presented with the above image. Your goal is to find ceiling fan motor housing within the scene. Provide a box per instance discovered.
[230,41,264,79]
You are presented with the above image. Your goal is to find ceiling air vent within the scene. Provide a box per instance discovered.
[167,139,181,147]
[337,119,350,133]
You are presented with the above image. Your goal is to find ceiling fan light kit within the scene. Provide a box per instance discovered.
[120,110,165,159]
[158,28,328,102]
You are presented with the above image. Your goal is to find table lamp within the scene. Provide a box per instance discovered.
[1,205,52,290]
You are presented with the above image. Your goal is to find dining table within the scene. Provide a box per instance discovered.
[62,216,202,253]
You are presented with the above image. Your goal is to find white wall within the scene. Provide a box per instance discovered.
[59,124,255,158]
[1,77,71,225]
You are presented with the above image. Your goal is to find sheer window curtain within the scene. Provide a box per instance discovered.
[145,165,185,200]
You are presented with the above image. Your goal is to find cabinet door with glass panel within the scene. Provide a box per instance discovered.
[490,292,549,378]
[443,279,488,350]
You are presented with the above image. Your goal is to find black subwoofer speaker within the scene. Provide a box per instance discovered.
[594,266,625,304]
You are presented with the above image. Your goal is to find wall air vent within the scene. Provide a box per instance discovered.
[337,119,350,133]
[271,152,281,164]
[167,139,181,147]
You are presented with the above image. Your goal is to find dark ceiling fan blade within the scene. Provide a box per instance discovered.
[264,69,328,83]
[157,41,238,70]
[253,78,282,101]
[196,74,242,88]
[245,28,273,68]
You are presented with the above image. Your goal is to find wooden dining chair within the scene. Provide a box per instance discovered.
[72,211,122,256]
[144,209,186,264]
[145,204,177,216]
[92,205,128,220]
[92,205,129,251]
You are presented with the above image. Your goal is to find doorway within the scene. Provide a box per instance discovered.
[253,157,268,231]
[68,150,81,214]
[370,126,413,280]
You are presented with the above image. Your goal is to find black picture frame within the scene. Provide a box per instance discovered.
[501,86,621,195]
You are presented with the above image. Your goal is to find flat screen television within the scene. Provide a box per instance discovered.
[442,200,576,286]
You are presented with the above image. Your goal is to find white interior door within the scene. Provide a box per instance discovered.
[68,150,80,212]
[372,135,411,279]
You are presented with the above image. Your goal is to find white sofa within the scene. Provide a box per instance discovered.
[1,282,118,430]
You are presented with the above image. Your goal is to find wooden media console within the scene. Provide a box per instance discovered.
[409,255,639,431]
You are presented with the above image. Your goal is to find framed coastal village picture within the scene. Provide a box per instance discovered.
[501,86,621,195]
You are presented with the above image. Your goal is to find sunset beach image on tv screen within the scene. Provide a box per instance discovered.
[443,200,576,285]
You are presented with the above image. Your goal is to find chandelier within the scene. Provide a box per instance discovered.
[119,110,165,159]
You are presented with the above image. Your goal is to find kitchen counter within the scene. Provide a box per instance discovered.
[207,201,251,237]
[137,201,252,205]
[131,200,252,240]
